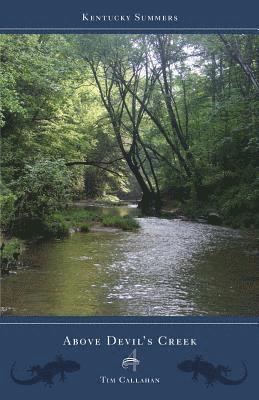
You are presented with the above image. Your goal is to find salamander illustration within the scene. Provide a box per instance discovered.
[178,356,247,387]
[10,355,80,387]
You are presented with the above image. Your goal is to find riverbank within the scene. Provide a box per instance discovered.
[159,193,259,231]
[60,207,140,233]
[2,212,259,316]
[0,206,139,276]
[2,199,257,278]
[73,197,259,237]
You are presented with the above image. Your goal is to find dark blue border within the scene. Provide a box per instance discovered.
[0,0,259,32]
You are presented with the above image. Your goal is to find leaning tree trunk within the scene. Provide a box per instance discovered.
[138,190,162,216]
[123,153,161,215]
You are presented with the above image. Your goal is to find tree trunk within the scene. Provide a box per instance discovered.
[138,190,162,216]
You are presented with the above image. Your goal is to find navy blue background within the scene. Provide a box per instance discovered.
[0,0,258,31]
[0,317,259,398]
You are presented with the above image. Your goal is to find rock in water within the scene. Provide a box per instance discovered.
[208,212,222,225]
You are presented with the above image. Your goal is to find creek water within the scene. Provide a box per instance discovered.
[1,205,259,316]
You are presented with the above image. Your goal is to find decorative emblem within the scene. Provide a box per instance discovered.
[122,349,140,372]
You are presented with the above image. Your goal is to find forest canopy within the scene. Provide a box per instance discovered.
[1,34,259,234]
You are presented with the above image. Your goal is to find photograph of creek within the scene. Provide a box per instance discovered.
[1,34,259,316]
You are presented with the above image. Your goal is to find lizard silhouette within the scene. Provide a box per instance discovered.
[178,356,247,387]
[10,355,80,387]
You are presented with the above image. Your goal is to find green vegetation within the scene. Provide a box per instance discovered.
[0,238,24,274]
[1,238,24,259]
[61,207,139,232]
[42,214,70,238]
[101,215,139,231]
[79,223,90,233]
[61,208,99,225]
[1,205,139,239]
[1,34,259,234]
[1,159,72,237]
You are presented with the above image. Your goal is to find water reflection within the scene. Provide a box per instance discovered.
[105,218,259,316]
[1,211,259,316]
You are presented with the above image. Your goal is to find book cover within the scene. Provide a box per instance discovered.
[0,0,258,398]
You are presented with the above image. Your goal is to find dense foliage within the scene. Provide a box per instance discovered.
[1,34,259,234]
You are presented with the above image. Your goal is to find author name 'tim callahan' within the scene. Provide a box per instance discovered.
[82,13,178,23]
